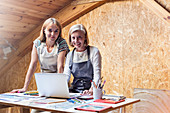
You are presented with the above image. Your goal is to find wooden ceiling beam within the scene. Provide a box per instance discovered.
[71,0,106,5]
[139,0,170,25]
[53,1,106,27]
[0,1,106,77]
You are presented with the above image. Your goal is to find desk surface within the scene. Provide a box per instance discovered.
[0,93,140,113]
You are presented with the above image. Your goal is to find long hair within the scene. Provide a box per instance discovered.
[38,18,62,43]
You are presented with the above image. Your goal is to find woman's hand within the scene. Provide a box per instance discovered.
[11,88,27,93]
[82,88,93,95]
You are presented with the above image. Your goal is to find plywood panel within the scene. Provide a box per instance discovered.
[62,0,169,112]
[133,88,170,113]
[155,0,170,11]
[0,53,40,95]
[139,0,170,25]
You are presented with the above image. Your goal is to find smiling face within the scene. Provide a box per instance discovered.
[44,23,60,43]
[71,30,86,52]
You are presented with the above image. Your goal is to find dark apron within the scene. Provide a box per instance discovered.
[69,46,93,93]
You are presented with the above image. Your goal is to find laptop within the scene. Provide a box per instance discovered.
[34,73,79,98]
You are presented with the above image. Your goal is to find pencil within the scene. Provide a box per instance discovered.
[101,80,106,88]
[91,80,97,88]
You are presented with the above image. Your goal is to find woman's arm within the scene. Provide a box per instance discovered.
[83,47,102,95]
[57,50,67,73]
[91,48,102,84]
[57,37,69,73]
[11,44,38,93]
[63,52,71,82]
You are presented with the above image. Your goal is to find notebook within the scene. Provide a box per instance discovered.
[35,73,78,98]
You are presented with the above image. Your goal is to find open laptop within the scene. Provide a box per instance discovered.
[34,73,79,98]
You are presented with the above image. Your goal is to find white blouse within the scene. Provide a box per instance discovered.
[64,46,102,84]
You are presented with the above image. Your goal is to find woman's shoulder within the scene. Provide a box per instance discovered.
[56,37,67,45]
[89,46,100,52]
[33,39,41,48]
[67,49,74,54]
[56,37,70,53]
[66,50,72,59]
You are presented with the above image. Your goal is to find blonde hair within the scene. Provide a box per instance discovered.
[38,18,62,42]
[68,24,89,47]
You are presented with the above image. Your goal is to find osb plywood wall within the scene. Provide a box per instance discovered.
[62,0,169,112]
[0,0,169,113]
[62,0,169,96]
[0,50,40,93]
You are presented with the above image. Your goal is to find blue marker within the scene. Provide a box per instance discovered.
[67,99,75,104]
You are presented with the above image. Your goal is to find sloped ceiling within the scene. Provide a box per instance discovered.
[0,0,106,76]
[0,0,73,75]
[0,0,169,77]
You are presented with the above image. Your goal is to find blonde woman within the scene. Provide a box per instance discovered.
[64,24,101,95]
[12,18,69,93]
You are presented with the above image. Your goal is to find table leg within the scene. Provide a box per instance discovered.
[20,107,30,113]
[119,107,126,113]
[120,108,122,113]
[124,107,126,113]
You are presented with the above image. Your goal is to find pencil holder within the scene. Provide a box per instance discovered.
[93,86,105,100]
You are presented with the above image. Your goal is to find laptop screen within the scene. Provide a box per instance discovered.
[34,73,70,98]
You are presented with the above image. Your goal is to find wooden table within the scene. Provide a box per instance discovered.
[0,93,140,113]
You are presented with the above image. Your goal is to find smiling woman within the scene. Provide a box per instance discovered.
[44,23,60,49]
[64,24,101,95]
[11,18,69,113]
[11,18,69,93]
[70,30,86,52]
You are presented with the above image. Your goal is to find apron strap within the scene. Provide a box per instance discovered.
[86,46,90,59]
[69,48,76,70]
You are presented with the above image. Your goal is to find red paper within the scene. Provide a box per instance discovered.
[94,99,125,104]
[75,103,112,112]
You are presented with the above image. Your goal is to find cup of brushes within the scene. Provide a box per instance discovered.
[92,80,106,100]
